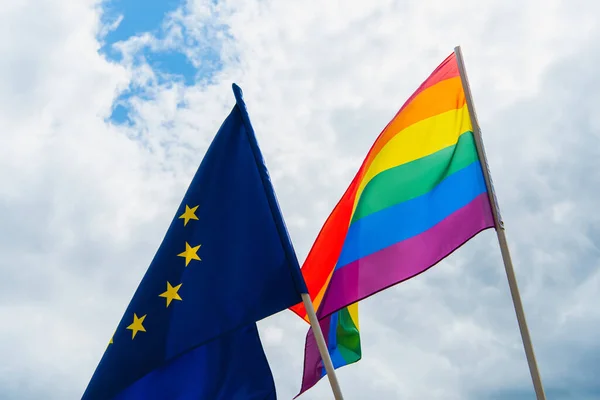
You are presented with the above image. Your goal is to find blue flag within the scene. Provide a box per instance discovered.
[83,84,306,400]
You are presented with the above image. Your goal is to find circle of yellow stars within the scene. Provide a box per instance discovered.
[109,204,201,344]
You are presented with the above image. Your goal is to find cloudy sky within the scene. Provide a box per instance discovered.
[1,0,600,399]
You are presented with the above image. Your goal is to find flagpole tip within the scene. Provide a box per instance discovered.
[232,83,244,106]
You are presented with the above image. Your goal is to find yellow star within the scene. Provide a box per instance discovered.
[177,242,201,266]
[178,205,199,226]
[126,313,147,339]
[159,281,183,307]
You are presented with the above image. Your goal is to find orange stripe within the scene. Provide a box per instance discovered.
[350,90,468,218]
[290,53,460,320]
[355,76,465,195]
[360,53,460,175]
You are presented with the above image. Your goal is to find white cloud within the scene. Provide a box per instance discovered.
[1,0,600,399]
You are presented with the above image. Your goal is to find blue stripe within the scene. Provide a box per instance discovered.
[337,161,487,268]
[317,311,345,376]
[326,312,347,369]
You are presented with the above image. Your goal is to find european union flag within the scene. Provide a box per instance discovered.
[83,84,307,400]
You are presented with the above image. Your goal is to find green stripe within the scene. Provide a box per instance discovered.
[335,306,361,363]
[352,131,479,223]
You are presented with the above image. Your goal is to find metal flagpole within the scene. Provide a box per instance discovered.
[453,45,547,400]
[301,293,345,399]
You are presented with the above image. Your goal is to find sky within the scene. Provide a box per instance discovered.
[1,0,599,399]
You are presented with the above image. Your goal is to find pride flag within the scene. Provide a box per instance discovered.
[291,52,495,321]
[294,52,495,395]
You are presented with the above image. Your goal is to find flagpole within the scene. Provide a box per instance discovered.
[453,45,547,400]
[300,293,345,400]
[231,83,343,400]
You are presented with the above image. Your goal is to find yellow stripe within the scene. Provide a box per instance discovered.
[303,269,335,322]
[352,104,472,216]
[347,302,359,329]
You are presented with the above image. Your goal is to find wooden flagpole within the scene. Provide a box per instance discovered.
[453,45,547,400]
[301,293,345,399]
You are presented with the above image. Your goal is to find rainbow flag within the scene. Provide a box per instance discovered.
[291,52,494,321]
[294,52,495,395]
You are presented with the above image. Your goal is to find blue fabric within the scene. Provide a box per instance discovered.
[82,84,303,400]
[114,324,277,400]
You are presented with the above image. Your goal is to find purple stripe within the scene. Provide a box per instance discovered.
[318,193,494,318]
[295,315,332,398]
